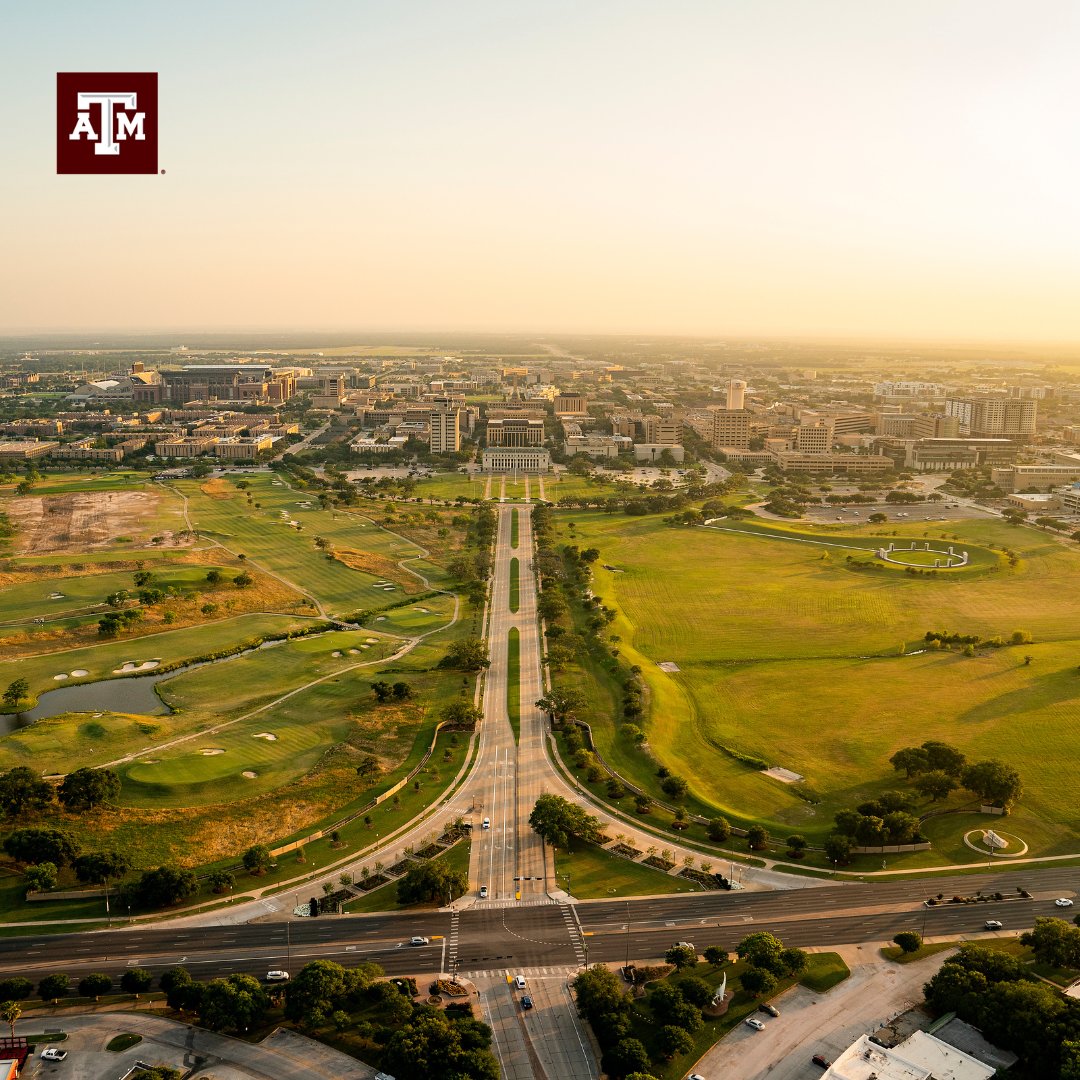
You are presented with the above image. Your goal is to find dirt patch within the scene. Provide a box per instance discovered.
[199,479,234,500]
[334,549,423,593]
[4,491,190,554]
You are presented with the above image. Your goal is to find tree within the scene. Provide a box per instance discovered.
[205,569,224,585]
[382,1011,500,1080]
[746,825,769,850]
[129,1067,181,1080]
[355,753,382,781]
[120,968,154,997]
[889,746,930,778]
[396,860,468,906]
[572,964,628,1019]
[0,1001,21,1039]
[962,760,1023,807]
[38,974,69,1004]
[893,931,922,954]
[921,740,966,777]
[677,975,713,1006]
[3,828,79,867]
[73,850,130,884]
[24,862,58,892]
[57,767,121,811]
[233,572,254,588]
[160,967,201,1011]
[915,770,958,802]
[604,1037,651,1079]
[0,978,32,1002]
[704,945,727,967]
[786,834,807,857]
[242,844,274,875]
[0,767,53,817]
[707,816,730,842]
[660,775,688,801]
[283,960,348,1028]
[207,870,235,894]
[439,637,490,671]
[657,1024,695,1060]
[739,966,777,997]
[529,793,602,850]
[780,947,809,975]
[1020,918,1080,970]
[123,865,198,909]
[78,973,113,1001]
[665,944,698,970]
[391,681,412,700]
[371,680,392,703]
[198,973,268,1033]
[824,833,853,865]
[737,931,786,975]
[440,699,484,729]
[648,983,702,1032]
[2,678,30,710]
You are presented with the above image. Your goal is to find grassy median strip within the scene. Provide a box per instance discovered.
[510,508,519,549]
[508,557,520,612]
[507,627,521,740]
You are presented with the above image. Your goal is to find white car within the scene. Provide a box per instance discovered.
[266,970,290,981]
[984,920,1003,930]
[745,1017,765,1031]
[479,885,488,898]
[41,1048,68,1061]
[1056,898,1074,908]
[410,936,430,946]
[514,975,527,989]
[482,817,491,829]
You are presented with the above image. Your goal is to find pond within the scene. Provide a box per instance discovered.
[0,672,172,733]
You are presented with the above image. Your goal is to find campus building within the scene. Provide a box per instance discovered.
[553,392,588,417]
[709,407,750,450]
[158,364,298,406]
[945,395,1037,441]
[429,407,461,454]
[0,439,58,460]
[991,463,1080,492]
[770,450,892,475]
[877,437,1018,472]
[726,379,746,410]
[481,447,551,473]
[485,416,545,447]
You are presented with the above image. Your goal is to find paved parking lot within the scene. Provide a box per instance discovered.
[17,1013,376,1080]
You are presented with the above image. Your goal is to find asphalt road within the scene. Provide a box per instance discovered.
[1,870,1074,986]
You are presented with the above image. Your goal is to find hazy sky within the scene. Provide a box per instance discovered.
[2,1,1080,341]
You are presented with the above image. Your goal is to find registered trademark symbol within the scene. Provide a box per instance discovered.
[160,169,165,174]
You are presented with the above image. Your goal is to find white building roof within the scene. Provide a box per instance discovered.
[825,1034,994,1080]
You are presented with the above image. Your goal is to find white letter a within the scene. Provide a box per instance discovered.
[69,112,97,141]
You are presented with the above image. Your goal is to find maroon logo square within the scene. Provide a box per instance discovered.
[57,72,158,174]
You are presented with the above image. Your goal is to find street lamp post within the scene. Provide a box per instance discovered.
[624,901,631,968]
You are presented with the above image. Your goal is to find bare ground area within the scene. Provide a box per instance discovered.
[334,548,425,592]
[4,491,194,554]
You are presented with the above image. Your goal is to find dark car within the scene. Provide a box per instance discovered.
[521,995,533,1010]
[812,1054,832,1069]
[759,1002,780,1017]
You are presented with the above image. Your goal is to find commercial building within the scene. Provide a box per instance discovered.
[991,463,1080,492]
[429,407,461,454]
[481,447,551,473]
[822,1032,995,1080]
[945,395,1037,440]
[795,419,835,454]
[726,379,746,410]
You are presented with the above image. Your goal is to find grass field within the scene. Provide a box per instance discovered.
[508,558,520,612]
[510,508,519,548]
[506,628,520,740]
[553,509,1080,855]
[554,842,696,898]
[343,839,471,913]
[176,474,443,614]
[410,472,488,503]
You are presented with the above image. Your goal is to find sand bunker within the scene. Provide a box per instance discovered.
[48,592,65,600]
[764,767,805,784]
[347,648,359,655]
[114,659,161,674]
[53,673,69,681]
[242,770,258,779]
[200,748,225,756]
[375,616,386,622]
[253,732,277,741]
[365,638,379,643]
[360,645,369,649]
[332,651,342,658]
[657,661,680,673]
[70,669,90,677]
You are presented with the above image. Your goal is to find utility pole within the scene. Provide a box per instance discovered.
[624,901,631,968]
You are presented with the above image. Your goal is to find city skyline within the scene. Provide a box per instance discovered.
[3,1,1080,342]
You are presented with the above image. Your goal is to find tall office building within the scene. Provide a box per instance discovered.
[944,395,1037,440]
[709,407,750,450]
[429,407,460,454]
[726,379,747,410]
